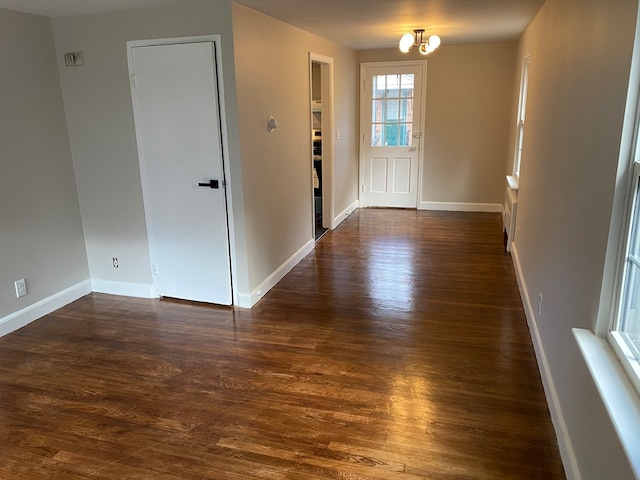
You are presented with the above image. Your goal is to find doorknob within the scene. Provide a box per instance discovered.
[408,147,417,152]
[198,180,219,189]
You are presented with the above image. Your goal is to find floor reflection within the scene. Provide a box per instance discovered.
[365,236,416,311]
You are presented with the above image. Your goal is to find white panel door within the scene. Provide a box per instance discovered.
[131,42,232,305]
[360,63,426,208]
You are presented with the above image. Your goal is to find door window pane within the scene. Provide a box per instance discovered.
[399,123,412,146]
[400,74,414,96]
[385,99,399,122]
[400,99,413,122]
[372,99,384,123]
[371,73,415,147]
[371,124,383,147]
[373,75,389,99]
[385,124,399,146]
[385,75,400,97]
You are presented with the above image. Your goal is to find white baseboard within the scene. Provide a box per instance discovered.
[237,200,359,308]
[235,291,253,309]
[332,200,358,229]
[0,280,92,337]
[91,279,156,298]
[419,201,502,213]
[238,238,315,308]
[511,243,581,480]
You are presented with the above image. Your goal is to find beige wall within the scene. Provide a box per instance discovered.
[357,43,517,207]
[232,3,358,289]
[52,1,358,301]
[512,0,638,478]
[0,9,89,320]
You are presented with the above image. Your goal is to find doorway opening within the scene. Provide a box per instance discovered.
[311,61,326,240]
[309,53,334,241]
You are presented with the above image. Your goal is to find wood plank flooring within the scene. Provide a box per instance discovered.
[0,209,566,479]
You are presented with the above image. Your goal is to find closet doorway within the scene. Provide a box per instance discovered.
[309,53,334,241]
[128,38,233,305]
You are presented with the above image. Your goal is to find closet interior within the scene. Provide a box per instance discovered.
[311,62,327,240]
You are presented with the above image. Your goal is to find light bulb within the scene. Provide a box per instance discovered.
[418,43,429,55]
[428,35,441,50]
[399,33,414,53]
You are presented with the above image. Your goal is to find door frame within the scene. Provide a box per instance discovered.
[127,35,239,303]
[359,60,428,208]
[309,52,334,230]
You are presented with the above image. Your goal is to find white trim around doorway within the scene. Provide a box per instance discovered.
[309,52,335,230]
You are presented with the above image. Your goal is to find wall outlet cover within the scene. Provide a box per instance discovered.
[15,279,27,298]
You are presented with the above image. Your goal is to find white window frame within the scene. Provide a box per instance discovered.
[586,8,640,473]
[598,24,640,395]
[609,158,640,396]
[513,55,530,180]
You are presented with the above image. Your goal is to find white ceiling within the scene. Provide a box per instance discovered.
[233,0,545,49]
[0,0,546,49]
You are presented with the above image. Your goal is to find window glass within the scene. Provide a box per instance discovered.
[371,74,415,147]
[372,99,384,123]
[385,99,399,122]
[617,178,640,361]
[400,74,414,96]
[373,76,386,99]
[371,124,383,147]
[513,57,530,177]
[384,74,400,97]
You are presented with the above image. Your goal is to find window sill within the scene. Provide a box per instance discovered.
[573,328,640,478]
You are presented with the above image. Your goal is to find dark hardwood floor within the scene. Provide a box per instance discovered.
[0,209,566,479]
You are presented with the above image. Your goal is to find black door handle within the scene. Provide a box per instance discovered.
[198,180,219,189]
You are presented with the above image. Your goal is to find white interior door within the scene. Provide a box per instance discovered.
[360,62,426,208]
[130,42,232,305]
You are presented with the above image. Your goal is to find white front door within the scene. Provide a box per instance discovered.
[130,42,232,305]
[360,62,426,208]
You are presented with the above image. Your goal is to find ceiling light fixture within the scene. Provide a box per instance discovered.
[399,29,441,55]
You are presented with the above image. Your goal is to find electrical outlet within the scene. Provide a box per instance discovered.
[112,257,119,268]
[14,279,27,298]
[64,51,84,67]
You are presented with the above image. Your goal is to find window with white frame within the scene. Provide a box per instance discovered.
[611,159,640,394]
[513,56,530,179]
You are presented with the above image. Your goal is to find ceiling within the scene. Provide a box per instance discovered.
[0,0,546,49]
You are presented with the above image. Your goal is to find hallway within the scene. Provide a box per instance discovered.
[0,209,565,479]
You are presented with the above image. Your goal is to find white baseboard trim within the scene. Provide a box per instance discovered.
[511,243,581,480]
[332,200,358,229]
[238,238,315,308]
[91,279,156,298]
[235,291,253,309]
[419,201,502,213]
[0,280,92,338]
